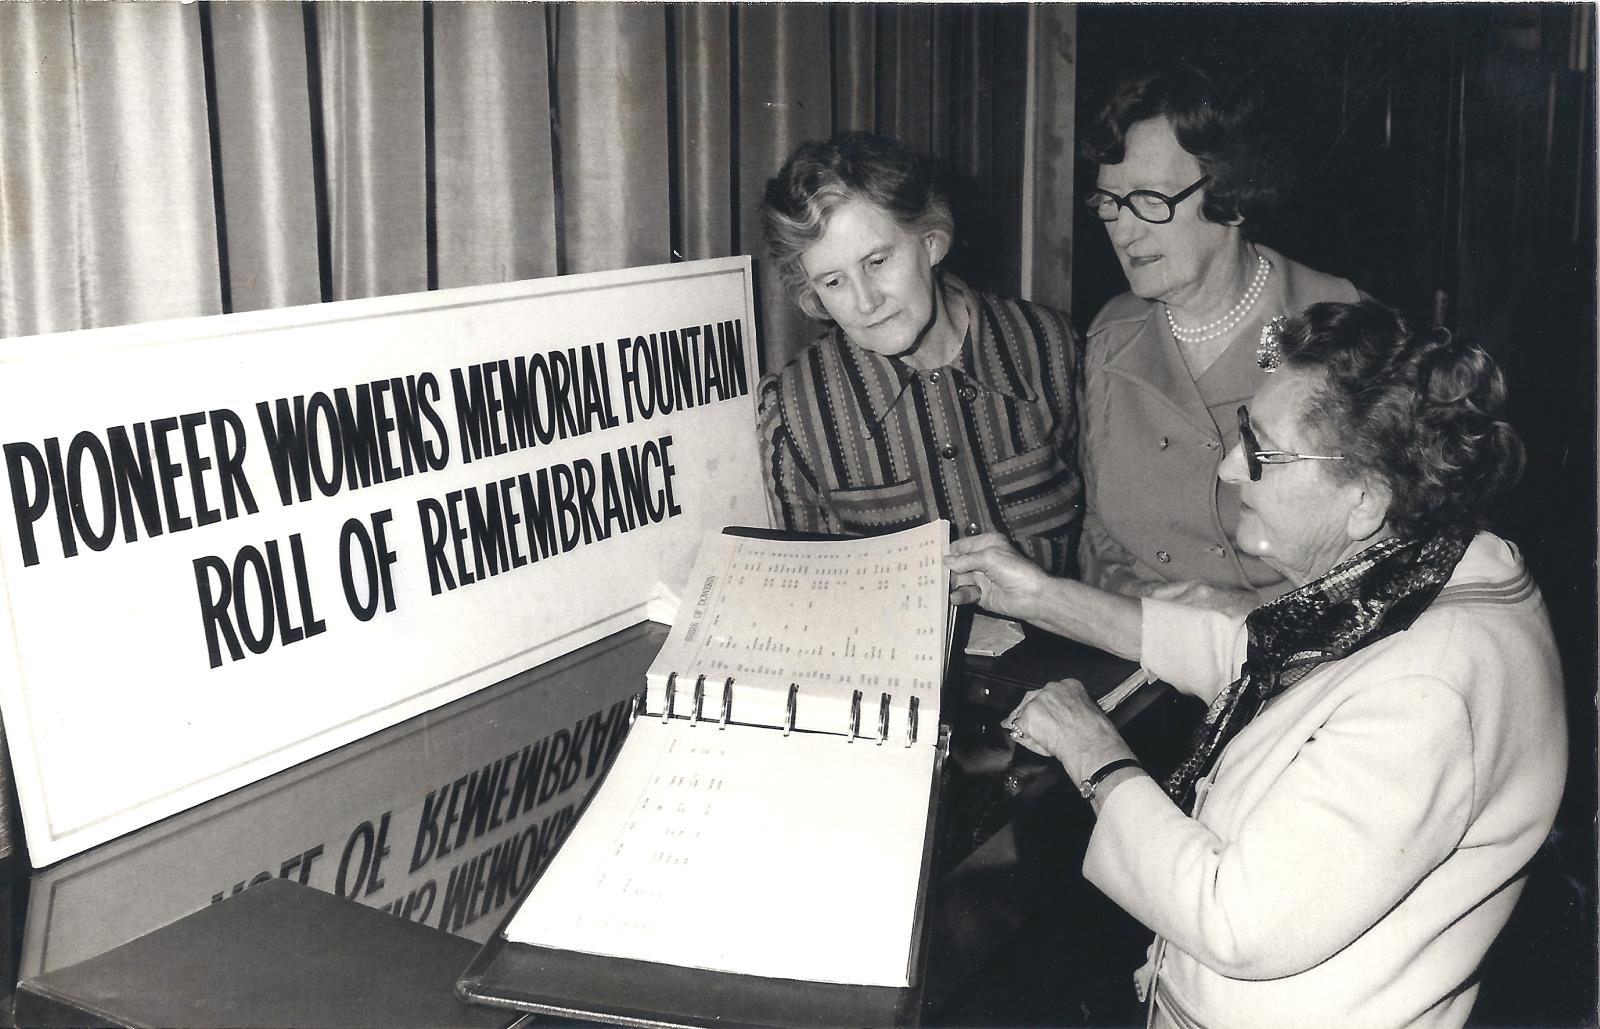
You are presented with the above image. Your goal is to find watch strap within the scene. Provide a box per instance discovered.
[1079,757,1141,801]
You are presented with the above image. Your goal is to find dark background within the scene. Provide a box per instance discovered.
[1067,5,1596,1027]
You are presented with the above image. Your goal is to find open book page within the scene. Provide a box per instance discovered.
[504,716,937,987]
[645,521,949,742]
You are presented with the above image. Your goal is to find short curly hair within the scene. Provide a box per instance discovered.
[1081,63,1288,228]
[1276,300,1525,540]
[760,132,954,323]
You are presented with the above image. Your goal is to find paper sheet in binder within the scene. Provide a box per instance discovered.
[506,718,936,986]
[503,521,951,989]
[642,521,948,742]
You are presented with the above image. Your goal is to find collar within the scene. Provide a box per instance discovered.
[838,275,1038,437]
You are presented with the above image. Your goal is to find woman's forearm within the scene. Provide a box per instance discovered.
[1026,576,1143,662]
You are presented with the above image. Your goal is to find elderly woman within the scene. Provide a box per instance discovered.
[947,300,1566,1028]
[757,132,1082,575]
[1079,64,1361,610]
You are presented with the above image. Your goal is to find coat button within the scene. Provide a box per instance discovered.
[1208,545,1226,557]
[928,370,943,383]
[1156,550,1171,563]
[1158,436,1169,450]
[940,444,959,460]
[965,522,982,536]
[1205,440,1220,451]
[959,386,977,401]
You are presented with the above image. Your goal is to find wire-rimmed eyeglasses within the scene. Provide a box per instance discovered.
[1236,405,1346,482]
[1083,175,1210,225]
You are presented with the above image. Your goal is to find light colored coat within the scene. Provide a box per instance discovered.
[1086,533,1567,1028]
[1078,245,1359,599]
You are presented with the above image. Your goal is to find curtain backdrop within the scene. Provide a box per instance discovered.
[0,3,1071,865]
[1,1,1063,370]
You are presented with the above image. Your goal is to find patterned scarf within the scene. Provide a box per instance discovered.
[1164,529,1474,813]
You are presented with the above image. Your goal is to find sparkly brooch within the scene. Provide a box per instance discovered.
[1256,316,1287,372]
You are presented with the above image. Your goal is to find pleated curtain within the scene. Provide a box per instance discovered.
[0,1,1068,864]
[3,0,1075,864]
[1,2,1058,367]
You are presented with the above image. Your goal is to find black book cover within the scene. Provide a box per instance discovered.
[15,877,514,1029]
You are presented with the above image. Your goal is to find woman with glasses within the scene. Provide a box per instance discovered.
[756,132,1083,575]
[1078,64,1361,612]
[946,299,1564,1029]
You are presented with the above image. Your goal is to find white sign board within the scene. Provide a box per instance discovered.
[0,257,768,865]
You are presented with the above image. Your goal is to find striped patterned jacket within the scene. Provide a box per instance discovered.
[757,277,1082,575]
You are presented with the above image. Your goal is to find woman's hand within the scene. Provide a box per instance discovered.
[1145,579,1259,618]
[946,533,1054,623]
[948,534,1144,661]
[999,678,1134,784]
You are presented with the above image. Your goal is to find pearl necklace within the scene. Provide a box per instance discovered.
[1166,253,1272,344]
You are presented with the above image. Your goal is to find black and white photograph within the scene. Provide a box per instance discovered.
[0,3,1593,1028]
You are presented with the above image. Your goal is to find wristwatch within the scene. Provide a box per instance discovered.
[1079,757,1141,801]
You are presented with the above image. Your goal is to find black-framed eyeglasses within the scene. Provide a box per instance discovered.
[1235,405,1347,482]
[1083,175,1210,225]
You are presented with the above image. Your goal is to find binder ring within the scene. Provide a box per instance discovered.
[784,683,799,737]
[877,693,891,745]
[719,677,733,729]
[906,696,920,748]
[662,672,677,723]
[690,674,706,727]
[848,689,863,743]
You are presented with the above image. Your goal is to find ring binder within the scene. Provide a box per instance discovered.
[632,523,947,746]
[691,675,706,727]
[470,522,956,1019]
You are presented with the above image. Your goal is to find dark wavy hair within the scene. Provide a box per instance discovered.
[760,132,953,322]
[1276,300,1525,540]
[1081,64,1288,228]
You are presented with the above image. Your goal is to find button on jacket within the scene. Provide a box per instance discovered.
[758,276,1082,576]
[1077,245,1360,599]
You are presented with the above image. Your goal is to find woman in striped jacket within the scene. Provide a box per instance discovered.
[757,132,1083,575]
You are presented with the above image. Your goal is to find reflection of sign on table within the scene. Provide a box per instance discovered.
[0,257,767,865]
[20,625,665,981]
